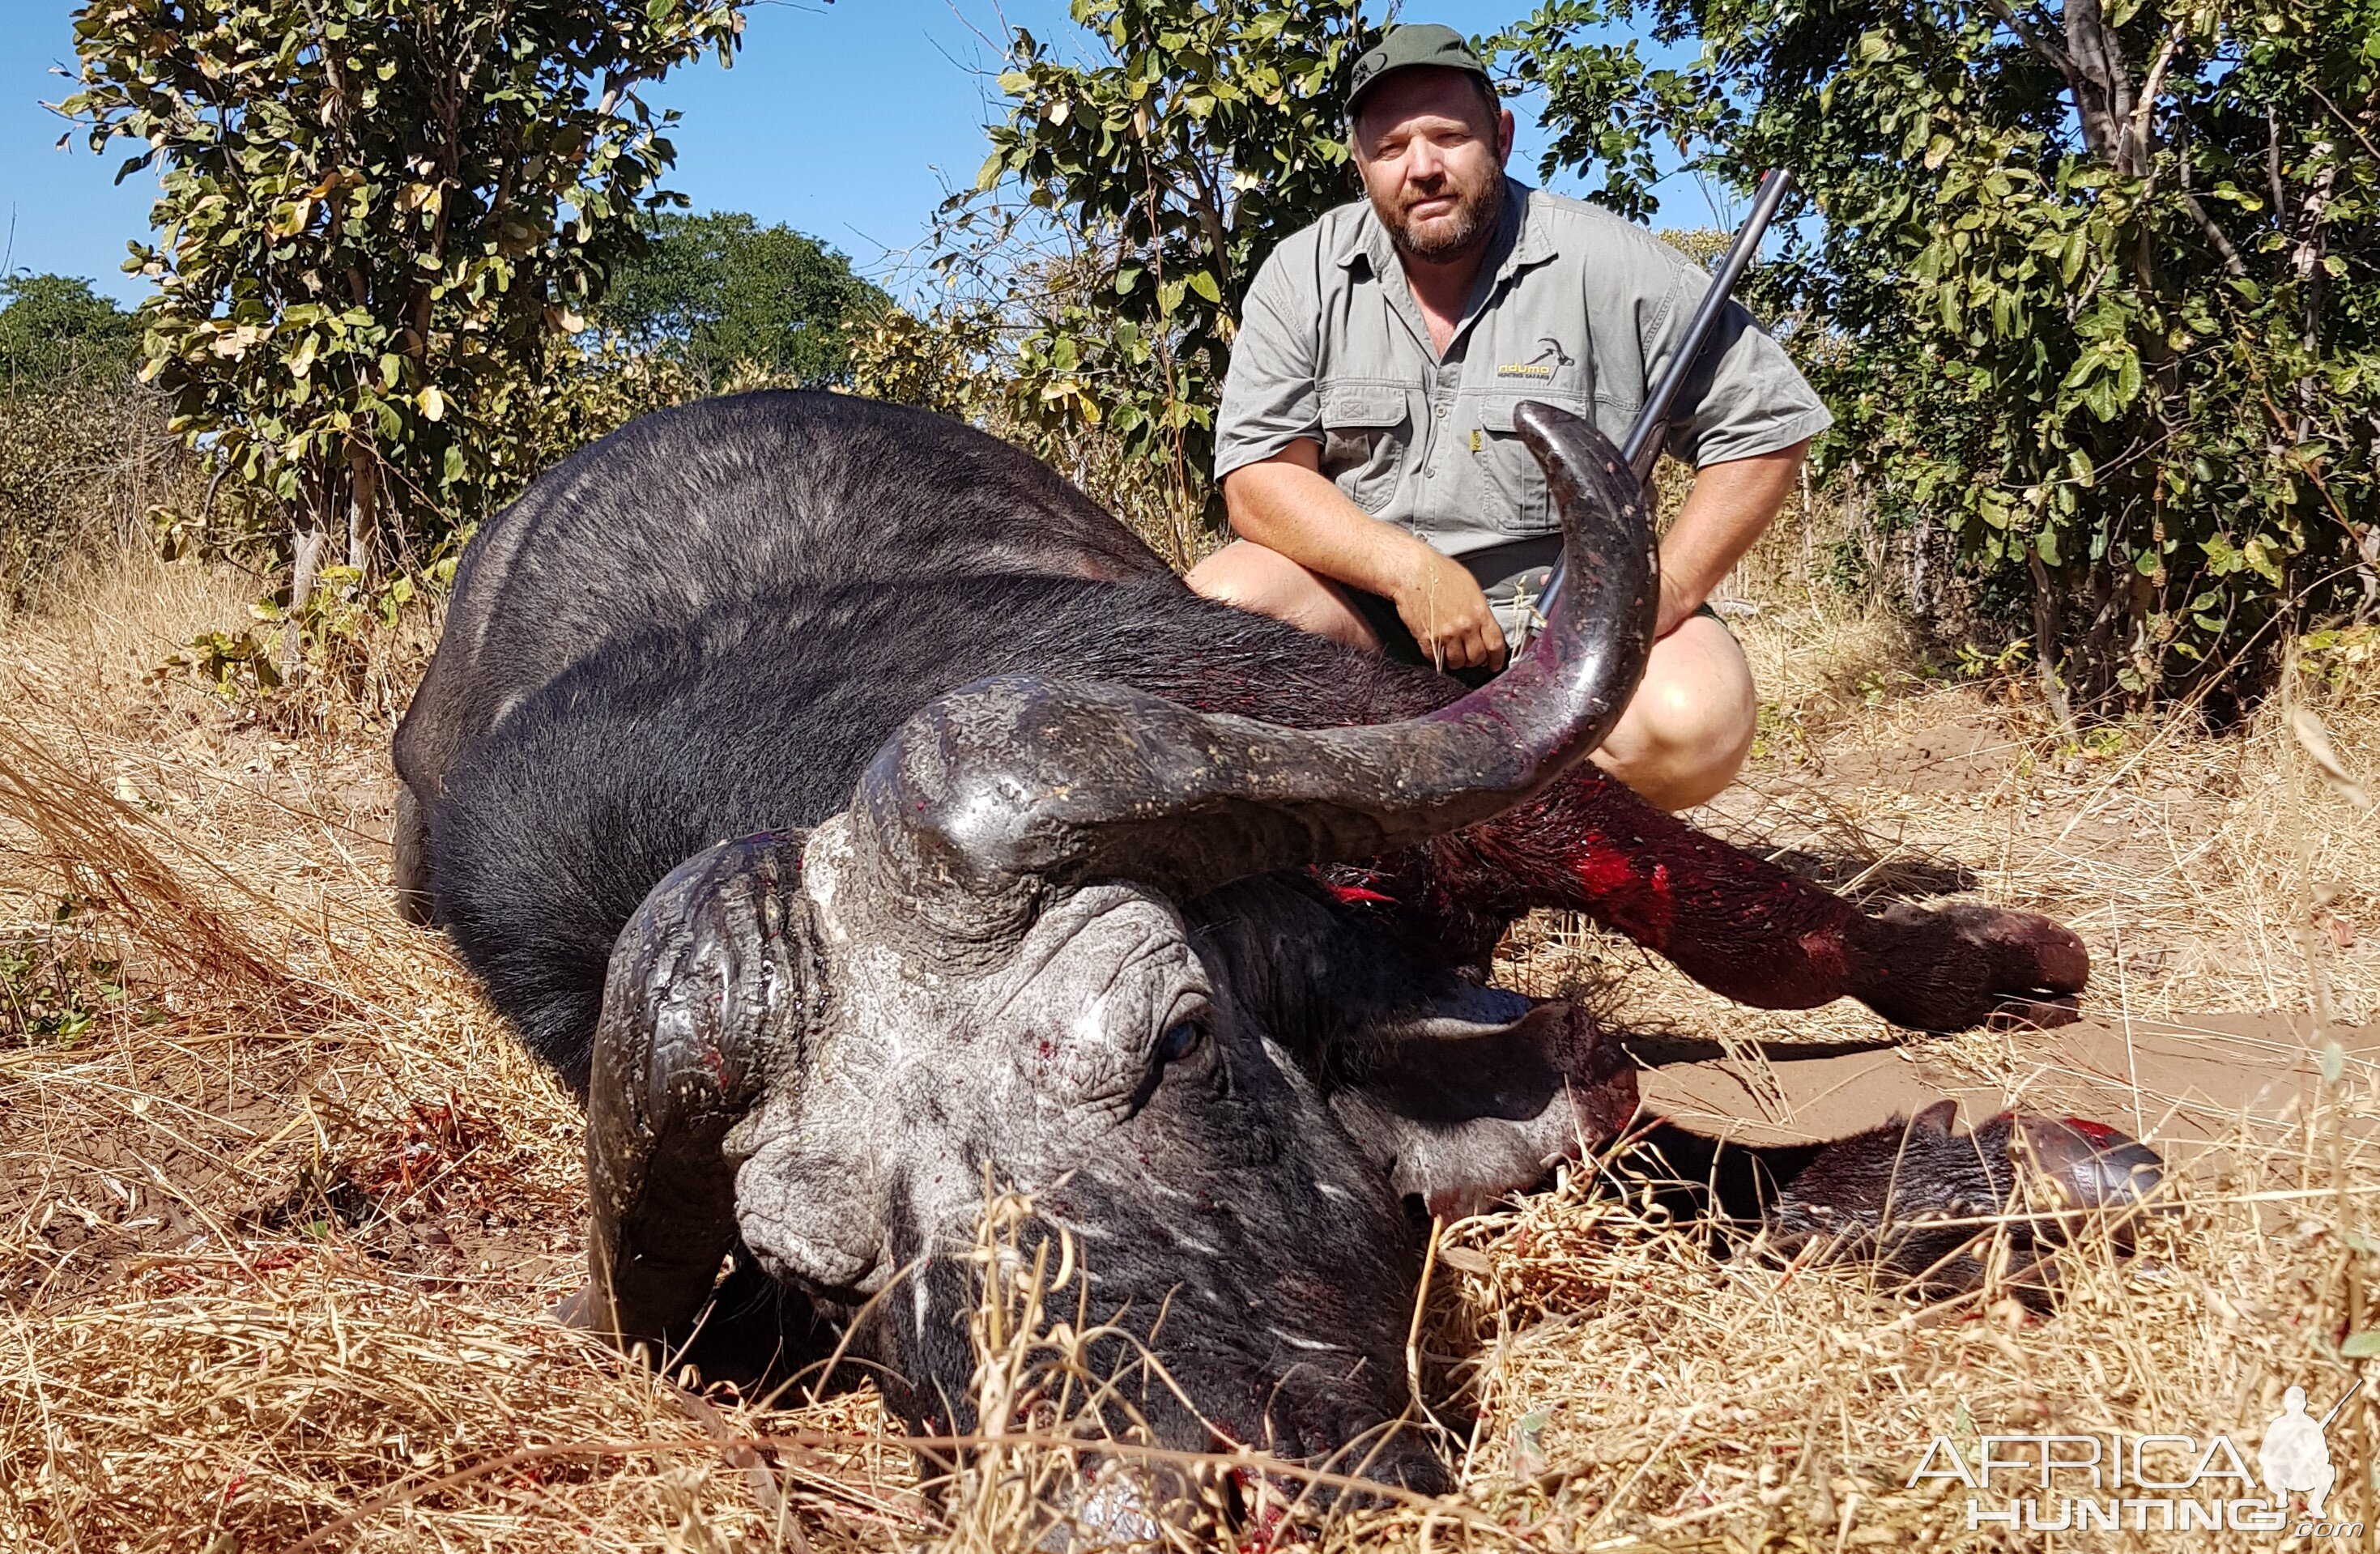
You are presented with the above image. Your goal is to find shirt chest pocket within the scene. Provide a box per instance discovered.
[1470,394,1586,536]
[1318,384,1411,513]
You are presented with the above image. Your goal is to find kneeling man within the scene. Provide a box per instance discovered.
[1189,23,1831,811]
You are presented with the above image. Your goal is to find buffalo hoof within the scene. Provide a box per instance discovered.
[1848,901,2090,1032]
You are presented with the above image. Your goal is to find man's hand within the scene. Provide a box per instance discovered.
[1391,543,1505,671]
[1654,440,1809,637]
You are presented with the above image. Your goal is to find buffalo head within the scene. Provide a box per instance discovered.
[570,403,1654,1495]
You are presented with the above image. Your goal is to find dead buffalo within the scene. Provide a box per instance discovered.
[393,390,2156,1499]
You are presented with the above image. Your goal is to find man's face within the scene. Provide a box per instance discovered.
[1353,69,1514,265]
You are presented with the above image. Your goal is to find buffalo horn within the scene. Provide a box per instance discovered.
[850,402,1656,923]
[577,832,811,1352]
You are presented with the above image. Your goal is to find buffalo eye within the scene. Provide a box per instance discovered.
[1156,1015,1205,1064]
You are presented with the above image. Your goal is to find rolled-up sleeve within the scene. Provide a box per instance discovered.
[1645,270,1833,469]
[1215,243,1325,480]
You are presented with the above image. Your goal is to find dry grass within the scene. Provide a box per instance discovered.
[2,537,2378,1552]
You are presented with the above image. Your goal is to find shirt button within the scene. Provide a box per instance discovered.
[1434,404,1447,418]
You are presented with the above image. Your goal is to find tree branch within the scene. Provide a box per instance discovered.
[2179,190,2248,276]
[2127,17,2187,177]
[2267,109,2288,215]
[2135,18,2186,116]
[2059,0,2133,167]
[1982,0,2077,80]
[2306,83,2380,168]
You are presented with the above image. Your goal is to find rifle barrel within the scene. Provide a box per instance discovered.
[1621,168,1797,482]
[1528,169,1798,643]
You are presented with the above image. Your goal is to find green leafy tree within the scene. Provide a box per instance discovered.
[960,0,1379,541]
[594,211,889,387]
[1505,0,2380,710]
[0,275,140,390]
[63,0,746,619]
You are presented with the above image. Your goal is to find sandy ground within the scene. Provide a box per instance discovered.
[2,551,2377,1552]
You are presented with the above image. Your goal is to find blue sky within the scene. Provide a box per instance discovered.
[2,0,1710,309]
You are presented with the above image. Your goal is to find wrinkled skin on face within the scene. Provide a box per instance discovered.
[671,817,1634,1488]
[593,815,2159,1499]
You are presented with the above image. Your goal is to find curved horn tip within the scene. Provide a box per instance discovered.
[1512,398,1624,477]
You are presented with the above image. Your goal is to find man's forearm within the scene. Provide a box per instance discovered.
[1221,445,1509,670]
[1658,439,1808,636]
[1223,449,1434,600]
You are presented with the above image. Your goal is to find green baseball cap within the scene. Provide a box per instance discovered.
[1346,23,1493,121]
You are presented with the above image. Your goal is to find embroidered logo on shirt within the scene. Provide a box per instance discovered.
[1496,337,1575,381]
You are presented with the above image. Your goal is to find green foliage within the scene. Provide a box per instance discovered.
[845,301,1004,423]
[845,287,1220,564]
[0,275,140,390]
[1504,0,2380,707]
[594,211,889,387]
[168,626,285,696]
[959,0,1378,526]
[63,0,746,577]
[2301,621,2379,692]
[0,279,208,614]
[0,903,127,1050]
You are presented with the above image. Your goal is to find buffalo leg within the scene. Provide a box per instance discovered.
[1628,1104,2163,1302]
[1357,766,2088,1032]
[392,784,434,925]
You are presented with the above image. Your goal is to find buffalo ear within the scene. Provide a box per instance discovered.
[1326,990,1637,1220]
[1910,1098,1960,1135]
[579,831,815,1355]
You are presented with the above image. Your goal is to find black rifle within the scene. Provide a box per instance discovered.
[1531,169,1797,635]
[1621,168,1798,483]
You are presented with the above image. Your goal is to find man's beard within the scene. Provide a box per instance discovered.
[1379,172,1503,262]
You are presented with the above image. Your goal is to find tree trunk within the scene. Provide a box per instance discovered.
[1909,505,1934,622]
[2059,0,2136,169]
[2029,548,2076,735]
[346,451,380,581]
[283,525,326,683]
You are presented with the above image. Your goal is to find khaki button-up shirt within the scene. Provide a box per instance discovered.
[1214,179,1833,560]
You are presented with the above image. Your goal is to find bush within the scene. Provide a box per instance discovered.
[0,381,192,615]
[0,275,138,393]
[0,275,195,611]
[1505,0,2380,713]
[593,212,892,390]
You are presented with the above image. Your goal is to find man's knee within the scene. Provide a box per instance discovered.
[1186,541,1377,649]
[1185,540,1293,611]
[1599,617,1758,808]
[1638,659,1756,764]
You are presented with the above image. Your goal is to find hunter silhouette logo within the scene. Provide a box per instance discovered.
[2263,1380,2360,1518]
